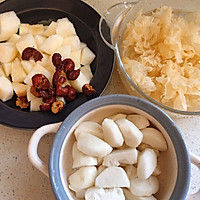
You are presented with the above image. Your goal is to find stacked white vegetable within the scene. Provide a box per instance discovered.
[0,11,95,111]
[68,113,168,200]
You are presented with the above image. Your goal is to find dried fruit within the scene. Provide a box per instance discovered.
[16,96,29,109]
[63,58,75,72]
[43,95,56,104]
[30,85,40,97]
[82,84,97,96]
[40,103,51,112]
[22,47,43,62]
[56,85,69,97]
[66,69,80,80]
[51,100,64,114]
[53,70,66,86]
[65,85,76,101]
[32,74,50,90]
[52,53,62,67]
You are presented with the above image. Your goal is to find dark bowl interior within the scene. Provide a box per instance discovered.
[0,0,114,129]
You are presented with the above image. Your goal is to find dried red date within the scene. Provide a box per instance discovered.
[63,58,75,72]
[51,100,64,114]
[66,69,80,80]
[16,96,29,109]
[22,47,43,62]
[43,95,56,104]
[52,53,62,67]
[32,74,50,90]
[53,70,66,87]
[56,85,68,97]
[30,85,40,97]
[40,103,51,112]
[65,85,76,101]
[82,84,97,96]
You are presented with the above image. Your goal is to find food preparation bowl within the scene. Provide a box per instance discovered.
[28,94,200,200]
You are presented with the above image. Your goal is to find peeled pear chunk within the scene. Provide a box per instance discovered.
[2,62,12,77]
[126,114,150,129]
[80,65,93,81]
[95,166,130,188]
[124,165,137,180]
[62,35,81,51]
[0,42,18,63]
[102,118,124,147]
[12,82,27,97]
[16,33,37,55]
[80,46,96,65]
[72,141,97,168]
[0,11,20,41]
[77,132,112,157]
[11,58,27,83]
[75,189,87,199]
[129,176,159,197]
[30,97,43,111]
[141,127,167,151]
[103,148,138,166]
[74,121,103,140]
[137,148,157,180]
[123,188,157,200]
[69,166,97,192]
[39,34,63,55]
[85,187,125,200]
[115,118,143,147]
[108,113,127,121]
[0,76,13,102]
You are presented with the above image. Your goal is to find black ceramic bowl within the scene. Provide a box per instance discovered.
[0,0,114,129]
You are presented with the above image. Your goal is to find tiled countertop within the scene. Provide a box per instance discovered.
[0,0,200,199]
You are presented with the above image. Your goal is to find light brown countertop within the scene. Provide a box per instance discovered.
[0,0,199,199]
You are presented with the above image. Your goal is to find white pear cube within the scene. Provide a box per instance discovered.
[123,189,157,200]
[0,65,6,77]
[24,64,52,85]
[75,189,87,199]
[12,82,27,97]
[80,42,87,49]
[56,18,76,38]
[0,11,20,41]
[44,21,57,37]
[69,70,90,93]
[27,85,35,102]
[16,33,37,55]
[53,45,71,59]
[21,60,34,74]
[63,35,81,51]
[8,33,20,43]
[70,49,81,69]
[80,65,93,81]
[116,118,143,147]
[103,148,138,166]
[102,118,124,147]
[77,132,112,157]
[2,62,12,77]
[80,46,96,65]
[0,76,13,102]
[141,128,168,151]
[0,42,18,63]
[29,24,45,36]
[74,121,103,140]
[85,187,125,200]
[108,113,127,121]
[34,35,47,48]
[124,165,137,180]
[127,114,150,129]
[95,166,130,188]
[39,34,63,55]
[11,58,27,83]
[137,148,157,180]
[19,23,30,35]
[72,141,97,168]
[69,166,97,192]
[129,176,159,197]
[30,97,43,111]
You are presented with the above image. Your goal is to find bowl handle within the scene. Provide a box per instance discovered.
[186,152,200,200]
[99,1,139,51]
[27,122,62,177]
